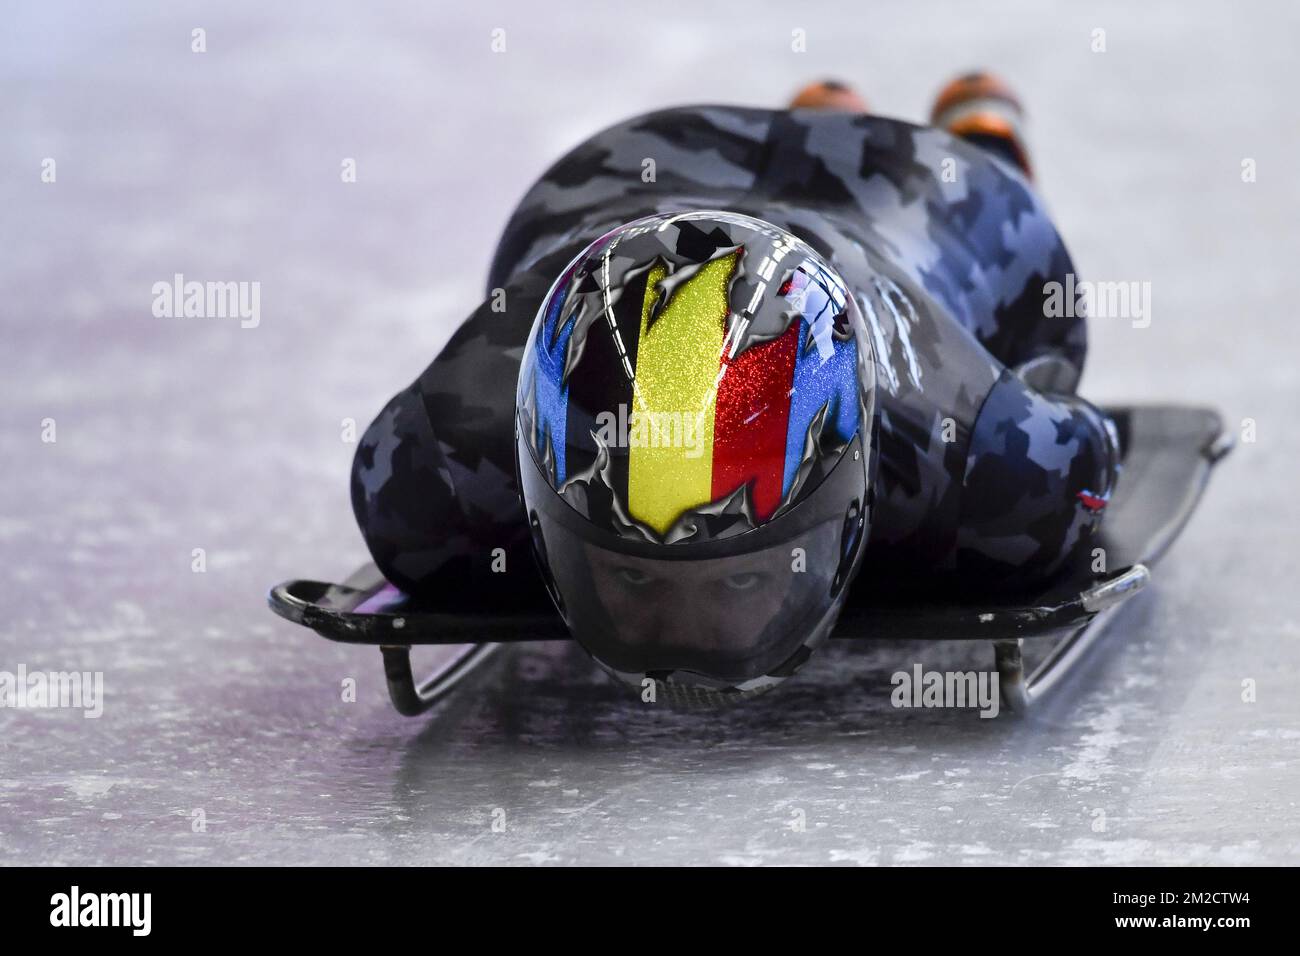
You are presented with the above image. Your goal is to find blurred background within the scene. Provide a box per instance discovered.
[1,0,1297,864]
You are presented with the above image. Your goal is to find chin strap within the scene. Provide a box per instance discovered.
[650,678,776,710]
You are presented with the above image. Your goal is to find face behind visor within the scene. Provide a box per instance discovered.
[515,210,877,704]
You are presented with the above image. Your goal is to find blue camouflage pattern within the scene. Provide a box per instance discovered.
[350,105,1118,597]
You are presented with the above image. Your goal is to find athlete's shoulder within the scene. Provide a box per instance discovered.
[532,104,778,190]
[489,105,777,287]
[956,370,1120,583]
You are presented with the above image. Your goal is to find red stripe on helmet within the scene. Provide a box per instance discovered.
[711,322,800,520]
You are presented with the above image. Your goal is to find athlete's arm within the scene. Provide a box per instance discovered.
[954,369,1120,584]
[349,246,578,599]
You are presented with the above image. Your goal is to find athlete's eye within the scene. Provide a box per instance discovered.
[722,572,762,591]
[615,567,654,586]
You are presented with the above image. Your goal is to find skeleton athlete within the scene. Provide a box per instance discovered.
[348,74,1120,695]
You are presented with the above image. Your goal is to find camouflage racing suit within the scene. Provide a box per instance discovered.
[350,106,1120,604]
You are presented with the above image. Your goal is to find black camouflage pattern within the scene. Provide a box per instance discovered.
[351,105,1117,598]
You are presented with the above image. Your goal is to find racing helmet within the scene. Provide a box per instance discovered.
[515,211,878,705]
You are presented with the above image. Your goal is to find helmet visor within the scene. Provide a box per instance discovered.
[538,511,846,684]
[520,426,869,685]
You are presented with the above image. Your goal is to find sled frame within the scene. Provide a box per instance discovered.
[268,405,1232,717]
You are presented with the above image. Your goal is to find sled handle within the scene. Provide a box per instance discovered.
[996,564,1149,714]
[380,643,501,716]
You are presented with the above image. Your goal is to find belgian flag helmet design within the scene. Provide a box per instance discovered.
[518,211,874,547]
[515,212,878,703]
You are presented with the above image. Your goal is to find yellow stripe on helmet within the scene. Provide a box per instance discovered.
[626,255,735,533]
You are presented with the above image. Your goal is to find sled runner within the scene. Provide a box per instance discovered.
[268,405,1230,716]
